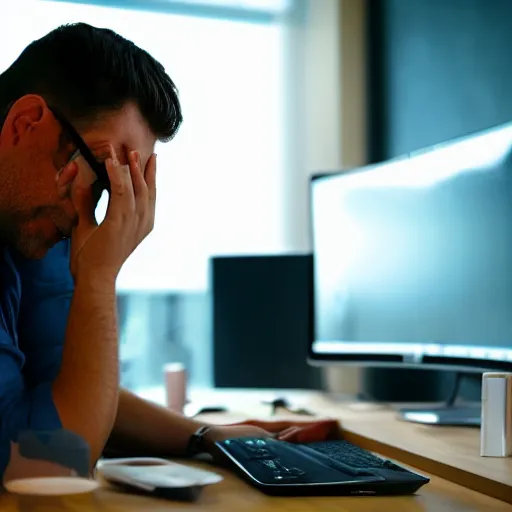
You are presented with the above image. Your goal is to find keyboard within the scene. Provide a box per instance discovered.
[215,436,429,496]
[305,440,406,471]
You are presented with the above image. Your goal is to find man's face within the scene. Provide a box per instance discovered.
[0,97,156,259]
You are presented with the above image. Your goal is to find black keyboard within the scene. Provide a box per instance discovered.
[305,440,406,471]
[215,436,430,497]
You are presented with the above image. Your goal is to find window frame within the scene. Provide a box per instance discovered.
[42,0,292,24]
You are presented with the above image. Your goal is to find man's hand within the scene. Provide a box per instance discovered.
[70,147,156,283]
[203,419,342,460]
[240,419,342,442]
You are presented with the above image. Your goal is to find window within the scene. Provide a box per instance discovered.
[2,0,293,396]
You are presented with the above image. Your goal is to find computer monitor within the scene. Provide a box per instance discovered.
[309,121,512,426]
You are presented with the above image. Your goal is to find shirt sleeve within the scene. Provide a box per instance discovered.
[16,239,73,385]
[0,328,62,479]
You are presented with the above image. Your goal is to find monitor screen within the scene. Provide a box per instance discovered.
[310,122,512,371]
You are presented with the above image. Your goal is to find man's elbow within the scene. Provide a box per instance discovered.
[3,442,76,484]
[1,427,95,484]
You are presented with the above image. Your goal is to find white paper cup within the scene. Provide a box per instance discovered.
[164,363,187,413]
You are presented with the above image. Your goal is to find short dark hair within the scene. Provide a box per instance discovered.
[0,23,182,141]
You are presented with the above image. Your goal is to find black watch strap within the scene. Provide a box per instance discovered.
[185,425,212,457]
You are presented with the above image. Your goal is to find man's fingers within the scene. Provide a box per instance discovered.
[238,419,342,444]
[278,423,335,443]
[56,160,79,200]
[276,427,301,442]
[129,150,146,201]
[144,154,157,233]
[145,154,157,203]
[275,426,299,439]
[104,147,135,218]
[72,175,98,231]
[240,419,334,431]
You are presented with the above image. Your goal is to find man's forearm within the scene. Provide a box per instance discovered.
[106,388,205,458]
[52,277,119,466]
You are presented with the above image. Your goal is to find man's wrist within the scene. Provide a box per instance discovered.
[74,269,117,292]
[186,425,214,457]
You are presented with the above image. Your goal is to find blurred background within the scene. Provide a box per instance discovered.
[3,0,511,402]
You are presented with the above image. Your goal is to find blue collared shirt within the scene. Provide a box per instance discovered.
[0,240,73,477]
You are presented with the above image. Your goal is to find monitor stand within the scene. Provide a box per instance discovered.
[398,373,481,427]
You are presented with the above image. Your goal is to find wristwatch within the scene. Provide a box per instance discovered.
[185,425,213,457]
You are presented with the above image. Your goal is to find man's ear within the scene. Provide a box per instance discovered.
[0,95,50,147]
[56,160,79,199]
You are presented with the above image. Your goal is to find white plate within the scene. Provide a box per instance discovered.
[5,477,99,496]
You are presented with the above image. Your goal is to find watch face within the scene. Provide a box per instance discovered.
[187,426,211,456]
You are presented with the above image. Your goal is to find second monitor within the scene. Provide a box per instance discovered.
[309,121,512,426]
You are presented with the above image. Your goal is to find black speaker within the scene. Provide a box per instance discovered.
[211,254,322,389]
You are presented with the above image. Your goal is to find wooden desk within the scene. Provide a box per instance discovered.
[0,461,509,511]
[1,389,510,510]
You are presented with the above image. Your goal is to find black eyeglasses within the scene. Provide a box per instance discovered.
[50,107,111,193]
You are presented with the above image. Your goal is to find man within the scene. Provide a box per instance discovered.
[0,23,339,480]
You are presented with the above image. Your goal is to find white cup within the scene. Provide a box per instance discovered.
[163,363,187,413]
